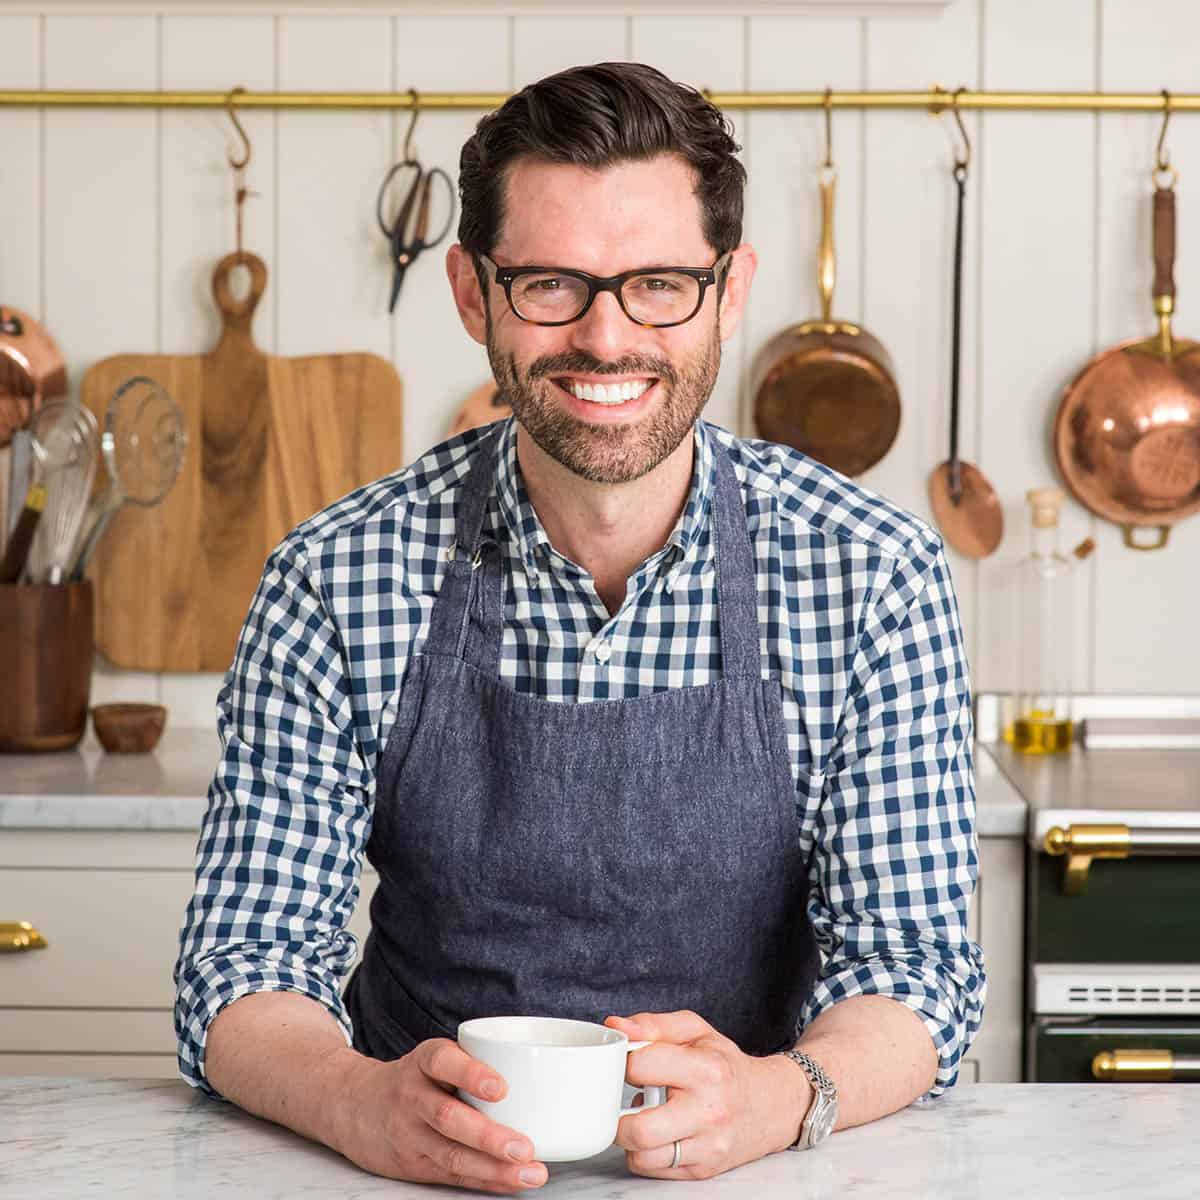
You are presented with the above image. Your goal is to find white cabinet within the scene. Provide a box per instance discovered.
[0,830,377,1078]
[961,836,1025,1083]
[2,829,1025,1084]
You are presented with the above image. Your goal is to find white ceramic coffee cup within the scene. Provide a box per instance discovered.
[457,1015,666,1162]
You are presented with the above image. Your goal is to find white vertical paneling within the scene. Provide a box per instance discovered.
[863,0,980,667]
[1092,0,1200,692]
[746,18,863,441]
[632,16,745,435]
[974,0,1096,696]
[512,16,627,89]
[276,16,392,357]
[44,15,161,707]
[3,1,1195,709]
[156,16,277,728]
[393,14,509,462]
[0,16,40,559]
[0,17,41,308]
[159,17,277,355]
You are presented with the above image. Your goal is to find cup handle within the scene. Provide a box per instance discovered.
[618,1040,667,1117]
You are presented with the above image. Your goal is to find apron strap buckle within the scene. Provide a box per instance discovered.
[446,541,486,569]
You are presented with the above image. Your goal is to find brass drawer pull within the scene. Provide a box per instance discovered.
[1043,824,1200,894]
[0,921,49,952]
[1092,1049,1200,1082]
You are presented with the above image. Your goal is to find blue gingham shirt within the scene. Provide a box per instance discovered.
[175,417,985,1099]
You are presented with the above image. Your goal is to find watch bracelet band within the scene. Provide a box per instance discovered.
[780,1049,836,1096]
[778,1049,837,1150]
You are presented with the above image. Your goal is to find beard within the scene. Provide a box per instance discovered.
[484,308,721,485]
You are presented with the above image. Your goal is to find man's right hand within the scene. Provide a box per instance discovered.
[329,1037,549,1193]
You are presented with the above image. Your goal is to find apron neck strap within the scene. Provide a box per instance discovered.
[428,427,762,680]
[709,444,761,679]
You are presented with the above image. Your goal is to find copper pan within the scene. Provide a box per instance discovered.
[750,165,900,478]
[0,306,68,448]
[1054,184,1200,550]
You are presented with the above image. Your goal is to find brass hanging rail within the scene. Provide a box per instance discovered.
[0,87,1198,113]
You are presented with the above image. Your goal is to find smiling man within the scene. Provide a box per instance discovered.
[176,62,984,1194]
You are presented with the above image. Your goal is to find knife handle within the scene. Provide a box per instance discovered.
[0,483,47,583]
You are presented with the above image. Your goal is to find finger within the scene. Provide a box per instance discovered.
[627,1135,691,1176]
[408,1126,549,1194]
[614,1091,705,1153]
[418,1085,540,1168]
[624,1040,730,1094]
[430,1134,549,1193]
[627,1132,727,1181]
[607,1009,715,1045]
[415,1037,507,1103]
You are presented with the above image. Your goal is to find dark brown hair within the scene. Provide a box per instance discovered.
[457,61,746,271]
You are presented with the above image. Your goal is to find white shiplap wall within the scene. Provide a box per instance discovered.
[1,0,1197,728]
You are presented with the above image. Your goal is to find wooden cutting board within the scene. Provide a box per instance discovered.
[81,251,403,672]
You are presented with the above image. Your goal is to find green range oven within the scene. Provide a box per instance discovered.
[985,723,1200,1085]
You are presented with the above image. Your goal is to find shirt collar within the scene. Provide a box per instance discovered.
[493,417,716,575]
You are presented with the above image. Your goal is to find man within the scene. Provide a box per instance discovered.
[176,61,984,1194]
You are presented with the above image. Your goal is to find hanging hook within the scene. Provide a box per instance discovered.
[225,86,251,170]
[1155,88,1177,187]
[950,86,971,176]
[402,88,421,162]
[823,87,833,169]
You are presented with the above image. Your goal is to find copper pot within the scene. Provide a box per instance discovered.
[750,168,900,477]
[1054,185,1200,550]
[0,306,68,447]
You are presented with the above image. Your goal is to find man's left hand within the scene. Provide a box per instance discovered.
[604,1011,807,1180]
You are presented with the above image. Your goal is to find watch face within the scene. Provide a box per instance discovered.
[810,1098,838,1145]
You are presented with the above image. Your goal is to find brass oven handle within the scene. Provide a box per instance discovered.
[0,921,49,952]
[1043,824,1200,895]
[1093,1049,1200,1082]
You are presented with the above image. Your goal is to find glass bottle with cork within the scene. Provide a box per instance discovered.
[1013,487,1075,754]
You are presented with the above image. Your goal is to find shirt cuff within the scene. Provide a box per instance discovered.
[799,956,986,1099]
[175,952,355,1100]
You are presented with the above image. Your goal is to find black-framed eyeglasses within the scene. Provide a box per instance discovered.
[477,251,733,328]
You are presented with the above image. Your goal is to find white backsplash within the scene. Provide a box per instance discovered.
[2,0,1197,732]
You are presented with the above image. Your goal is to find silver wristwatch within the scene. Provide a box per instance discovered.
[779,1049,839,1150]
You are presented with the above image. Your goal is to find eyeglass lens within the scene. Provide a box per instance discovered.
[510,271,702,325]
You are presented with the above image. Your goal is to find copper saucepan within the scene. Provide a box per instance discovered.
[1054,182,1200,550]
[750,165,900,478]
[0,306,68,448]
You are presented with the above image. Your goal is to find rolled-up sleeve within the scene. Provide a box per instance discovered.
[799,534,986,1096]
[174,536,374,1098]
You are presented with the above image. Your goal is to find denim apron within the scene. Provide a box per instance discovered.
[344,428,819,1059]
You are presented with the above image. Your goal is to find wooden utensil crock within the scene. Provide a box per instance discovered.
[0,581,94,752]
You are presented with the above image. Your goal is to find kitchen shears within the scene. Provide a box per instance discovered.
[376,159,455,314]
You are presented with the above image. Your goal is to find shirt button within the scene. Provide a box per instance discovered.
[593,641,612,664]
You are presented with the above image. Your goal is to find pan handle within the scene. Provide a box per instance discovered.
[1122,524,1171,551]
[818,167,836,326]
[1153,186,1177,356]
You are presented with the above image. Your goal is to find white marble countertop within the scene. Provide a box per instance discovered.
[3,1078,1196,1199]
[0,727,1028,836]
[0,727,217,830]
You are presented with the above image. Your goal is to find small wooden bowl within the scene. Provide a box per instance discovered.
[91,703,167,754]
